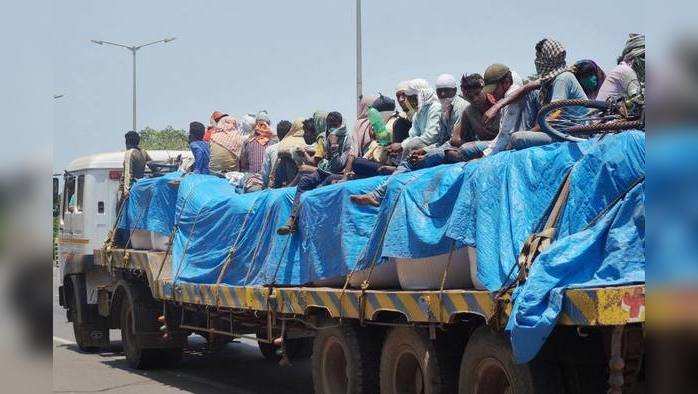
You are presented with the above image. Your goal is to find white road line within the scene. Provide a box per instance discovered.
[53,336,75,345]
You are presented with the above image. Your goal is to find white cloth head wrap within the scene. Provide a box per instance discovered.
[435,73,457,89]
[396,80,410,94]
[406,78,438,110]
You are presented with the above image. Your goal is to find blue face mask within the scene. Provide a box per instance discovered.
[581,75,598,91]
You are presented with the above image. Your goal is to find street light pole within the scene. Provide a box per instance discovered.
[356,0,363,102]
[132,48,137,132]
[91,37,176,132]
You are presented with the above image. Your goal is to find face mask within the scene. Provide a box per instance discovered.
[534,58,545,76]
[580,75,598,91]
[439,96,454,109]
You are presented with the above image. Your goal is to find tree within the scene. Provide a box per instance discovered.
[138,126,189,150]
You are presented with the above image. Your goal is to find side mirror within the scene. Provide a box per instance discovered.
[52,177,59,217]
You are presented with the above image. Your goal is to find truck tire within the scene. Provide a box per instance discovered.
[458,327,562,394]
[68,275,108,353]
[379,327,459,394]
[312,325,380,394]
[119,285,183,370]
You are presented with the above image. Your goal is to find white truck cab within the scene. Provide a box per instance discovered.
[57,150,190,282]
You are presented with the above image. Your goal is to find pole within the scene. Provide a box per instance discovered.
[356,0,363,102]
[132,48,137,132]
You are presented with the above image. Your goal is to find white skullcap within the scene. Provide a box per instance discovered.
[435,73,457,89]
[396,80,410,93]
[405,78,429,96]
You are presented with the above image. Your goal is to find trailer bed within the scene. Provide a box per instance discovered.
[97,248,645,327]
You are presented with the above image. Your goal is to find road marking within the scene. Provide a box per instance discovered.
[53,336,75,345]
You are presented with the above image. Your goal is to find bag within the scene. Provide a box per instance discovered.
[371,94,396,112]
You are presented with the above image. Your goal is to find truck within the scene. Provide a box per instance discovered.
[57,147,645,394]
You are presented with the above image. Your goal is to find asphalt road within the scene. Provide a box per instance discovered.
[53,267,314,393]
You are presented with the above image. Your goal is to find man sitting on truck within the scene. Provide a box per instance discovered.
[350,79,442,207]
[189,121,210,174]
[119,130,152,200]
[480,38,589,151]
[277,111,354,234]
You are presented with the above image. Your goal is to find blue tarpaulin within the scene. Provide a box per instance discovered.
[117,131,645,363]
[117,171,182,235]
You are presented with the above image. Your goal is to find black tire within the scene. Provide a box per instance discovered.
[458,327,562,394]
[380,327,461,394]
[119,286,183,370]
[312,325,381,394]
[68,275,106,353]
[537,99,643,142]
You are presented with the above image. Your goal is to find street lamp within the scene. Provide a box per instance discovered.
[91,37,176,132]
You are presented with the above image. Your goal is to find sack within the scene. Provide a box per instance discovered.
[371,94,396,112]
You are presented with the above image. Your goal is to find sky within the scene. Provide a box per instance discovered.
[47,0,645,172]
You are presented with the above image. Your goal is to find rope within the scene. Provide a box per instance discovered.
[215,202,257,294]
[339,184,405,324]
[155,175,197,283]
[438,240,457,324]
[490,170,572,327]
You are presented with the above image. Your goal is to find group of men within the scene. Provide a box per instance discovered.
[118,34,645,235]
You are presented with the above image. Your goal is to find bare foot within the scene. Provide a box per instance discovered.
[350,194,381,207]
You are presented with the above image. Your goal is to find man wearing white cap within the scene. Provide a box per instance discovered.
[435,73,467,144]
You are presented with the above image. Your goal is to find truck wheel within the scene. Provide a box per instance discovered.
[119,287,183,369]
[458,327,561,394]
[379,327,459,394]
[312,325,380,394]
[68,275,107,353]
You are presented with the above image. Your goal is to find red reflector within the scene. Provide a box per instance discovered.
[109,170,122,180]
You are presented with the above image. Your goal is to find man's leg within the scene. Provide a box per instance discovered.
[352,157,383,178]
[277,171,323,234]
[444,141,490,162]
[351,161,412,206]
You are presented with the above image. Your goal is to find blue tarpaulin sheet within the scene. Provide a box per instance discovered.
[117,171,182,235]
[117,131,645,363]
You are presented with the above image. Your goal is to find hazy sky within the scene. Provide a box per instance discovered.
[50,0,643,171]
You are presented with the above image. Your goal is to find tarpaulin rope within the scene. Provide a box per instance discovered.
[155,175,196,283]
[215,200,258,289]
[339,180,409,324]
[491,169,572,328]
[438,239,457,324]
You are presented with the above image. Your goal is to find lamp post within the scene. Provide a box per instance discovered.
[356,0,363,102]
[91,37,176,132]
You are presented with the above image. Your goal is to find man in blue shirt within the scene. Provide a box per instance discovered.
[507,38,589,150]
[188,121,210,174]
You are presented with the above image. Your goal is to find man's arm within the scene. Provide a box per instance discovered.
[401,105,441,151]
[123,150,133,194]
[483,80,541,125]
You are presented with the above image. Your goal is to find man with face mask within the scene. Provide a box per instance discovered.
[404,73,468,166]
[351,79,446,207]
[507,38,588,150]
[384,79,442,159]
[277,112,354,234]
[480,39,589,152]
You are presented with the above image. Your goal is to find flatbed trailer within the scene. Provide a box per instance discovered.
[97,249,644,328]
[57,247,646,393]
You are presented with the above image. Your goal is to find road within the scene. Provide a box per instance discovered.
[53,267,314,393]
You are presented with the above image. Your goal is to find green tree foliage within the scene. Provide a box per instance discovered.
[138,126,189,150]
